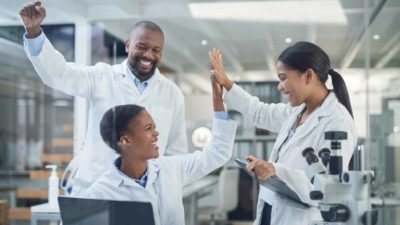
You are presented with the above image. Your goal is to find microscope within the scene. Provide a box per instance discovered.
[302,131,378,225]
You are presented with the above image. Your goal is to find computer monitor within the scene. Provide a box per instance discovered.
[58,196,155,225]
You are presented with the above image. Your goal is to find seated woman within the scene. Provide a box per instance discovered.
[83,76,237,225]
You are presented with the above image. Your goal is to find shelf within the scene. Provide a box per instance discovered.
[235,135,277,142]
[16,189,48,200]
[0,170,29,178]
[41,153,73,164]
[8,207,31,220]
[16,189,64,200]
[29,170,64,180]
[51,138,73,148]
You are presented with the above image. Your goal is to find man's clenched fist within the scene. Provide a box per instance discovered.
[19,0,46,38]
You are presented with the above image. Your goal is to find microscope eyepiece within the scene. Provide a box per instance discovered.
[302,147,319,165]
[302,147,314,157]
[302,147,326,182]
[318,148,330,158]
[318,148,331,167]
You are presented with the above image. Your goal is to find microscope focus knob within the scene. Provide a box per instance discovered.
[342,172,350,183]
[310,191,323,200]
[328,205,350,222]
[362,173,375,184]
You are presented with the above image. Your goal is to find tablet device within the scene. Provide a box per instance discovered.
[234,158,249,170]
[234,158,310,209]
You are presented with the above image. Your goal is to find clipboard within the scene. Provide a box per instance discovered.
[234,158,310,209]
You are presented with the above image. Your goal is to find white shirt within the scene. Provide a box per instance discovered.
[83,118,237,225]
[224,84,357,225]
[23,33,188,195]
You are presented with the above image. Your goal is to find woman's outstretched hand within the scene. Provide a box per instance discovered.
[208,48,233,91]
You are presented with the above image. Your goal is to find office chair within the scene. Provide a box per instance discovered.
[197,168,240,225]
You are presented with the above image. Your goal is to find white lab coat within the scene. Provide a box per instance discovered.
[83,118,237,225]
[224,84,357,225]
[24,36,188,194]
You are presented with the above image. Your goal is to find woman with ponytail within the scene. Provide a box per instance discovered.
[208,42,357,225]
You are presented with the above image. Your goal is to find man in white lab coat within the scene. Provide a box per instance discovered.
[19,1,187,195]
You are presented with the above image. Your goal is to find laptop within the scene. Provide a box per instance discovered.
[58,196,155,225]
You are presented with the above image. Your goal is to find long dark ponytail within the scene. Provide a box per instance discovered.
[278,42,353,118]
[328,69,353,117]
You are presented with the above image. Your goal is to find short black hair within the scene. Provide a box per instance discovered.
[129,20,164,40]
[100,104,145,154]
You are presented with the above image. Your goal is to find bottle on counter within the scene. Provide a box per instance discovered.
[45,165,59,207]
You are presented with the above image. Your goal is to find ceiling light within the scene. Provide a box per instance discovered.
[201,40,208,46]
[189,0,347,25]
[373,34,380,40]
[285,38,292,44]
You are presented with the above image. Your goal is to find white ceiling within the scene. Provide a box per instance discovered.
[0,0,399,95]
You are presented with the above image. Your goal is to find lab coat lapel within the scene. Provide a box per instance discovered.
[114,59,140,96]
[114,60,162,100]
[270,105,305,162]
[108,160,143,189]
[284,110,320,150]
[276,92,335,158]
[145,160,159,190]
[138,70,161,101]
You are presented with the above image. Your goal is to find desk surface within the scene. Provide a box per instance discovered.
[31,203,60,213]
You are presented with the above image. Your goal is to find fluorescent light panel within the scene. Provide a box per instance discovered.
[88,5,132,20]
[189,0,347,25]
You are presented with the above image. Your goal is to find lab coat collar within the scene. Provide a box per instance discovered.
[293,91,336,123]
[276,92,337,158]
[109,157,160,189]
[115,59,162,98]
[291,91,335,120]
[315,91,337,118]
[145,160,160,190]
[117,59,162,83]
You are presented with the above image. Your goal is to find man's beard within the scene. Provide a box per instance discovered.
[130,57,157,79]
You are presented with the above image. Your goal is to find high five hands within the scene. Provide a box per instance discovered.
[210,72,225,112]
[19,0,46,38]
[208,48,276,181]
[208,48,234,91]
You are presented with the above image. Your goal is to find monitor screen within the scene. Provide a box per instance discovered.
[58,196,155,225]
